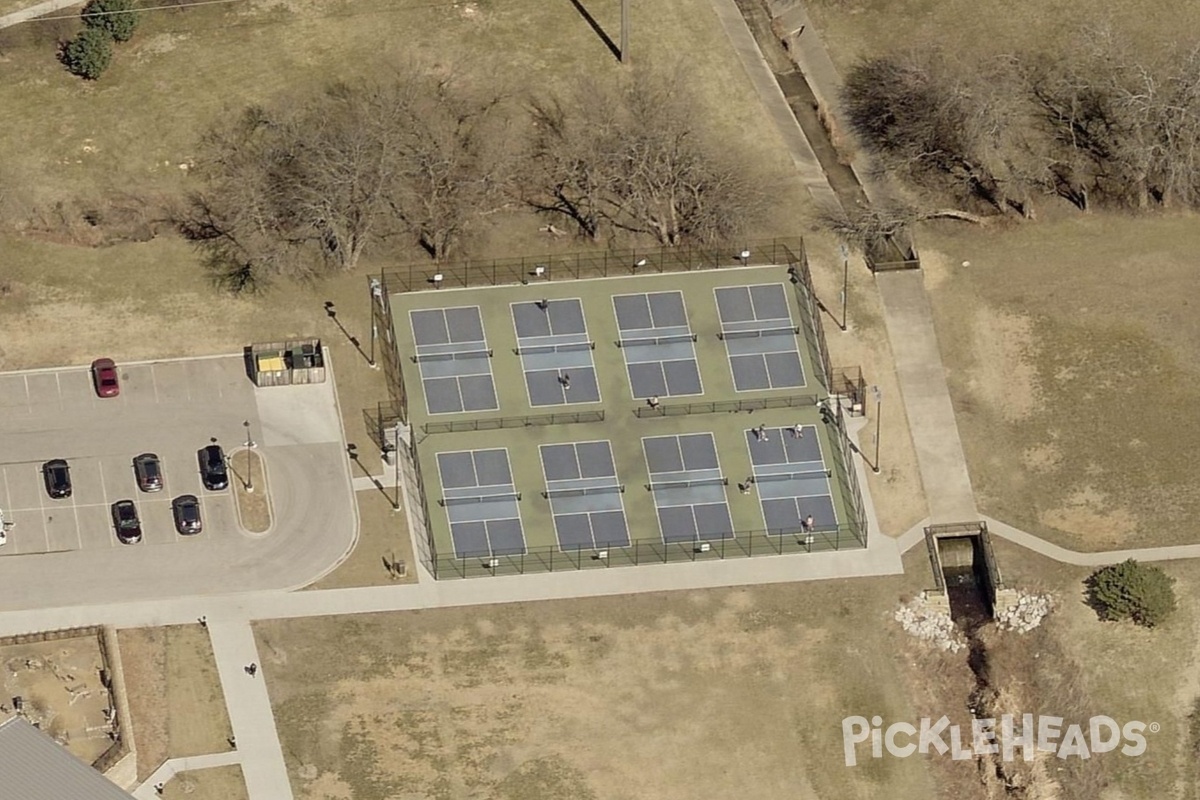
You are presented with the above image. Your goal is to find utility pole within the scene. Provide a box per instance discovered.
[620,0,630,64]
[369,277,383,370]
[394,425,402,512]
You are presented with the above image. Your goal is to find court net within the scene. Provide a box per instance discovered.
[644,476,727,491]
[718,325,800,341]
[542,484,625,499]
[752,469,832,484]
[412,348,494,363]
[616,333,697,348]
[513,341,595,356]
[438,491,521,507]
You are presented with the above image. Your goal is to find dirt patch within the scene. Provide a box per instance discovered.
[258,577,935,799]
[1040,486,1137,547]
[118,625,233,781]
[0,636,114,765]
[964,304,1038,422]
[231,448,272,534]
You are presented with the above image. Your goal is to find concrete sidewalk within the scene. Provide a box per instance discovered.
[874,272,978,523]
[133,751,242,799]
[0,0,81,28]
[708,0,842,214]
[205,621,295,800]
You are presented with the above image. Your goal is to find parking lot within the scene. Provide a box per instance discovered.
[0,357,254,555]
[0,353,359,609]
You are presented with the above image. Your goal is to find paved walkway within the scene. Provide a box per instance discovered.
[0,0,82,28]
[737,0,979,525]
[709,0,841,214]
[205,621,294,800]
[873,272,978,523]
[133,751,242,799]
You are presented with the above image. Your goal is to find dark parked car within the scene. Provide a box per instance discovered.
[198,445,228,491]
[91,358,120,398]
[133,453,164,493]
[172,494,203,535]
[111,500,142,544]
[42,459,72,499]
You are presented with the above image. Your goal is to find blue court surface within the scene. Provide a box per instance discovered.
[539,440,630,550]
[436,448,526,558]
[715,284,806,391]
[641,432,734,542]
[409,306,499,414]
[613,291,703,399]
[511,299,601,406]
[744,424,837,534]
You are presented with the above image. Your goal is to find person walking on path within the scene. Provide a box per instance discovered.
[246,663,258,677]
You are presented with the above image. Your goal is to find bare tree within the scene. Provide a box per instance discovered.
[1029,27,1200,210]
[843,49,1048,216]
[382,70,519,260]
[528,68,765,245]
[186,65,517,288]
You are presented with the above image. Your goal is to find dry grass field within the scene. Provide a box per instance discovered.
[806,0,1200,73]
[163,765,250,800]
[117,624,234,781]
[987,539,1200,798]
[918,215,1200,549]
[255,576,936,800]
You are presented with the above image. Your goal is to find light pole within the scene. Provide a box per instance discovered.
[369,277,383,370]
[243,420,256,449]
[394,425,401,512]
[871,385,882,474]
[838,243,849,332]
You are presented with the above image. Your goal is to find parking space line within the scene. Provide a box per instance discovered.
[54,372,62,403]
[22,375,30,413]
[71,495,83,551]
[98,461,116,549]
[34,466,50,553]
[151,364,161,404]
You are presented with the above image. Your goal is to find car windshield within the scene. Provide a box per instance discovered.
[182,505,199,521]
[101,375,117,385]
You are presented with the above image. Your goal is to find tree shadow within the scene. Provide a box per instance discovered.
[566,0,621,61]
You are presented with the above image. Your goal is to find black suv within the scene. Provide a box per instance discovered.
[198,445,228,490]
[111,500,142,544]
[42,459,72,499]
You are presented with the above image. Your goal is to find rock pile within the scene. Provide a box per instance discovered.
[894,593,966,653]
[995,591,1053,633]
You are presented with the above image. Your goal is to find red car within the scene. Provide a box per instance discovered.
[91,358,120,397]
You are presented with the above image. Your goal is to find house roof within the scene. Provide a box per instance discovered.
[0,716,136,799]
